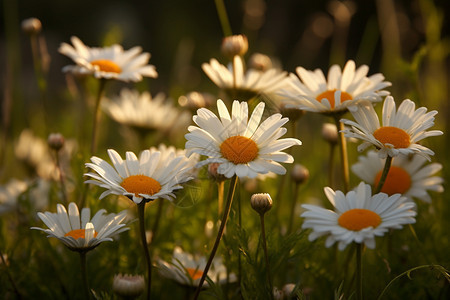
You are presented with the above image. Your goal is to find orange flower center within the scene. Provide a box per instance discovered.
[373,126,410,149]
[220,136,258,164]
[338,209,381,231]
[374,166,411,195]
[186,268,203,280]
[64,229,98,239]
[90,59,122,73]
[120,175,162,197]
[316,89,353,109]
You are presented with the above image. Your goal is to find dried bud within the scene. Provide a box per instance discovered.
[47,133,65,151]
[291,164,309,185]
[248,53,272,71]
[251,193,273,215]
[322,123,338,144]
[21,18,42,35]
[221,34,248,58]
[113,274,145,298]
[279,103,305,122]
[207,163,226,182]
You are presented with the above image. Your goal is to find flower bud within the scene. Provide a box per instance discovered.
[208,163,226,182]
[21,18,42,35]
[47,133,65,151]
[291,164,309,185]
[322,123,338,144]
[221,34,248,58]
[248,53,272,71]
[251,193,273,215]
[113,274,145,298]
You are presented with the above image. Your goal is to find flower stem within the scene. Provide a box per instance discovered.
[259,214,274,299]
[193,175,238,299]
[214,0,232,37]
[374,156,392,194]
[334,116,350,193]
[79,251,91,300]
[90,79,107,155]
[328,143,336,188]
[54,149,68,205]
[217,181,225,216]
[356,243,363,300]
[138,201,152,300]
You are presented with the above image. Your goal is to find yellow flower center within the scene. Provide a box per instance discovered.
[120,175,162,197]
[316,89,353,109]
[373,126,410,149]
[220,136,259,164]
[64,229,98,239]
[374,166,411,195]
[338,209,381,231]
[90,59,122,73]
[186,268,203,280]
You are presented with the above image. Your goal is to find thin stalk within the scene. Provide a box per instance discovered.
[374,156,392,194]
[54,150,68,205]
[138,202,152,300]
[287,182,300,234]
[259,214,274,299]
[90,79,107,155]
[217,181,225,216]
[356,243,363,300]
[193,175,238,300]
[328,143,336,188]
[79,251,90,300]
[214,0,233,37]
[334,116,350,193]
[0,248,22,299]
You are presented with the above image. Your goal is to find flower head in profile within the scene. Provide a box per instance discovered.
[157,246,236,287]
[185,99,302,178]
[352,151,443,203]
[301,182,416,250]
[59,36,157,82]
[32,202,128,252]
[102,88,191,132]
[340,96,443,160]
[85,149,194,204]
[280,60,391,114]
[202,56,289,101]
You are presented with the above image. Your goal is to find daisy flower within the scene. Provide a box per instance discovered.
[185,99,302,178]
[0,179,28,215]
[157,246,236,287]
[301,182,416,250]
[279,60,391,114]
[85,149,194,204]
[352,151,443,203]
[59,36,157,82]
[31,202,128,252]
[340,96,443,159]
[102,88,191,132]
[202,56,289,101]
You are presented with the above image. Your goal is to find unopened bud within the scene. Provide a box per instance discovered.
[291,164,309,185]
[21,18,42,35]
[251,193,273,215]
[208,163,226,182]
[221,34,248,58]
[47,133,65,151]
[248,53,272,71]
[113,274,145,298]
[322,123,338,144]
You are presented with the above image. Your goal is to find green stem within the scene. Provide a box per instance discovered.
[214,0,233,37]
[260,214,274,299]
[90,79,107,155]
[54,150,68,205]
[334,116,350,193]
[356,243,363,300]
[80,251,91,300]
[193,175,238,299]
[217,181,225,216]
[328,143,336,188]
[374,156,392,194]
[138,202,152,300]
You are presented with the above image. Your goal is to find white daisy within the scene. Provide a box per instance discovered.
[301,182,416,250]
[59,36,157,82]
[31,202,128,252]
[352,151,443,203]
[85,149,194,204]
[185,99,302,178]
[0,179,28,215]
[279,60,391,114]
[157,246,236,287]
[202,56,289,101]
[340,96,443,159]
[102,88,191,132]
